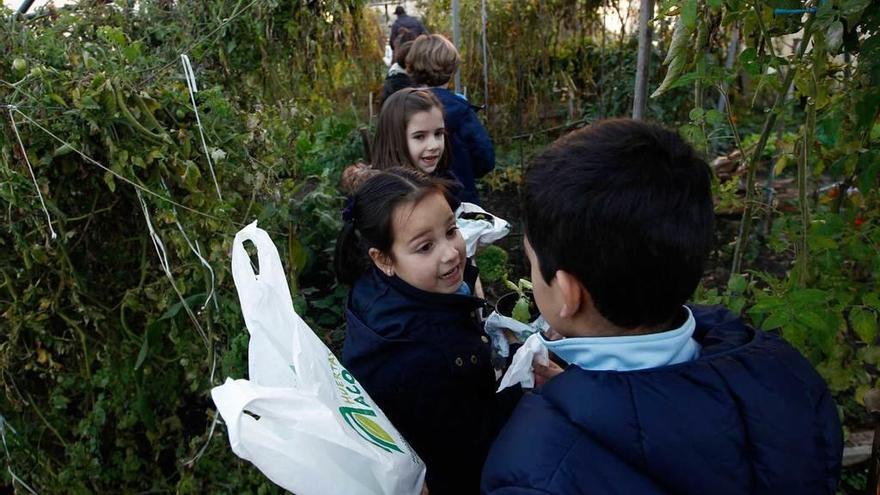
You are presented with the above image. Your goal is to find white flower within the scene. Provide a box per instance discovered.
[210,148,227,162]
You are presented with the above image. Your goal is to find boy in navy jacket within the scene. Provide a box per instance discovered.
[480,119,843,495]
[407,34,495,204]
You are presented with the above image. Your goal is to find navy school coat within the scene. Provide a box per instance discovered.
[342,264,521,495]
[431,87,495,205]
[481,305,842,495]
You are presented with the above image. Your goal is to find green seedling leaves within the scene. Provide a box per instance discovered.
[512,297,532,324]
[850,308,878,344]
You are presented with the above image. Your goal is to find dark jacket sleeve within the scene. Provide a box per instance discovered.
[459,108,495,178]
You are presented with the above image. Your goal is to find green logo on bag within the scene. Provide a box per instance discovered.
[339,406,403,453]
[328,353,403,454]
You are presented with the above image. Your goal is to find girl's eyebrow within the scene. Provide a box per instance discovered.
[406,228,433,246]
[410,126,445,135]
[406,217,452,245]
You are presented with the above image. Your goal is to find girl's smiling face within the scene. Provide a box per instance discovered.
[372,191,465,294]
[406,106,445,174]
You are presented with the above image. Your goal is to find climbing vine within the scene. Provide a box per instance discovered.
[1,1,374,492]
[652,1,879,483]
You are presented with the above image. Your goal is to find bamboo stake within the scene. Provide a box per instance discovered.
[632,0,654,120]
[796,100,814,287]
[716,23,740,112]
[452,0,462,93]
[731,17,815,275]
[481,0,490,124]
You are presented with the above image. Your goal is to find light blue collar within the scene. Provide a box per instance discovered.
[455,281,472,296]
[539,306,700,371]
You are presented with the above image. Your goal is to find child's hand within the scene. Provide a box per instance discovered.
[532,359,564,388]
[474,276,485,299]
[502,328,519,344]
[420,482,430,495]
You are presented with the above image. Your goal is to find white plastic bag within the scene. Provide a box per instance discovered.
[383,44,393,67]
[211,221,426,495]
[497,333,549,392]
[484,311,547,359]
[455,202,510,258]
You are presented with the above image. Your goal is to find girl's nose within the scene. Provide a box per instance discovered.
[440,242,459,263]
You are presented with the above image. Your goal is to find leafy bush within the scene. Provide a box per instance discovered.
[475,245,509,283]
[0,1,376,492]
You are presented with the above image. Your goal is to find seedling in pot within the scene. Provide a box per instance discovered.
[503,278,534,324]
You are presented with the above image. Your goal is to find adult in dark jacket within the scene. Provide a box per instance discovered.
[390,6,427,50]
[482,305,843,495]
[407,34,495,204]
[336,168,520,495]
[480,119,842,495]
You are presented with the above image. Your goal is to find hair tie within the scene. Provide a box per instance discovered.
[342,196,356,224]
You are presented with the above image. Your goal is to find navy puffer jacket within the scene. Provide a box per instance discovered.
[481,305,842,495]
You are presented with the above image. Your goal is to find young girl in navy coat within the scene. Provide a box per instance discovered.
[335,167,520,495]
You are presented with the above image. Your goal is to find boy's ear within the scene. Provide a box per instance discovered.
[555,269,587,319]
[369,248,394,276]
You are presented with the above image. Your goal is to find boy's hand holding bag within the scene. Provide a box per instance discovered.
[211,222,426,495]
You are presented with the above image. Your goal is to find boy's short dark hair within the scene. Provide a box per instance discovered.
[524,119,715,329]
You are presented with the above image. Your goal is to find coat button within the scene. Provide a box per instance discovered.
[470,355,478,364]
[481,335,489,344]
[455,357,464,366]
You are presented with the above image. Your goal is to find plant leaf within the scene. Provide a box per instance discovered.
[652,15,695,98]
[512,297,532,324]
[851,307,878,344]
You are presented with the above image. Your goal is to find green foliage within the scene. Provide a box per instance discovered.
[482,161,525,192]
[675,1,880,470]
[503,278,534,323]
[652,15,695,98]
[1,0,877,490]
[475,245,509,283]
[0,1,377,492]
[697,169,880,409]
[419,0,689,135]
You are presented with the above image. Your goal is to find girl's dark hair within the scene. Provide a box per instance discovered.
[393,40,414,67]
[392,27,417,65]
[371,88,451,174]
[334,167,451,285]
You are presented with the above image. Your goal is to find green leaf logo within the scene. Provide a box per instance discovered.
[338,406,403,454]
